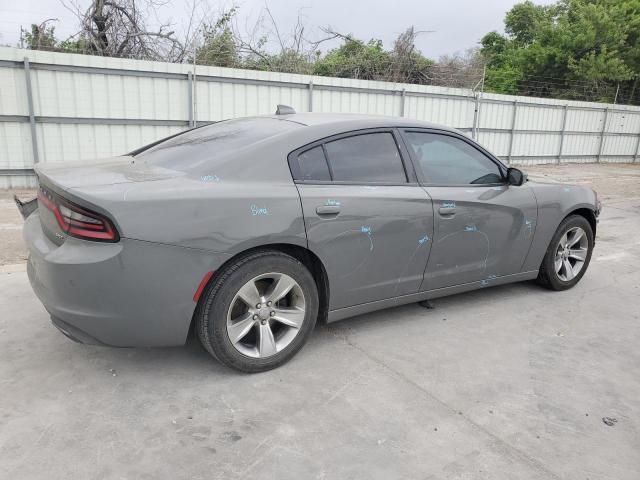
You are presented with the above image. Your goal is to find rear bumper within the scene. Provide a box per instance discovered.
[24,212,229,347]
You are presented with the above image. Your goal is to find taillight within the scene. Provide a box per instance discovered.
[38,187,119,242]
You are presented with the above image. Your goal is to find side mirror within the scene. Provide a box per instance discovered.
[507,167,525,186]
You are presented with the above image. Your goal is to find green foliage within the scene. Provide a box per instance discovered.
[481,0,640,103]
[314,38,391,79]
[195,9,239,68]
[21,23,58,51]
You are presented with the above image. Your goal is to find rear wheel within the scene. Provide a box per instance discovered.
[537,215,594,291]
[196,250,318,372]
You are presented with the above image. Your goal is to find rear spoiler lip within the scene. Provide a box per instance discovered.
[14,195,38,220]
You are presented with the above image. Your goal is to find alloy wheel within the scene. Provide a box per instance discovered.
[226,273,306,358]
[555,226,589,282]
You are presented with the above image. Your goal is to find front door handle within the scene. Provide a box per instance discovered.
[438,206,456,216]
[316,205,341,215]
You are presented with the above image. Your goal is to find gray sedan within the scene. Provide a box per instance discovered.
[22,108,600,372]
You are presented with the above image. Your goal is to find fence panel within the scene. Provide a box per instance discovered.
[1,46,640,188]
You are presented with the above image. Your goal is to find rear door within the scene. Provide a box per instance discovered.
[400,129,538,290]
[290,129,434,310]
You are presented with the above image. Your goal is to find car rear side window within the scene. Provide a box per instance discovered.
[404,132,503,185]
[297,146,331,181]
[323,133,407,183]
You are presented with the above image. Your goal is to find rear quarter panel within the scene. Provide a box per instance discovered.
[66,140,308,256]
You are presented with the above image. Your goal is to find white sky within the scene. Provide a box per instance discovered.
[0,0,556,59]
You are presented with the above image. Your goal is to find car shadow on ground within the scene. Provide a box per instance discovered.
[57,280,549,376]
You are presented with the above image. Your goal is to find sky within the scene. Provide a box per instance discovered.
[0,0,557,59]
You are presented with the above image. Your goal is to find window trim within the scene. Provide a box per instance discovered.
[287,128,418,186]
[398,128,508,187]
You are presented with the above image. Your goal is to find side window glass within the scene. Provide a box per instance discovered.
[324,133,407,183]
[297,146,331,181]
[405,132,503,185]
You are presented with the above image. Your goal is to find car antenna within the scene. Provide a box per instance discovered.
[275,104,296,115]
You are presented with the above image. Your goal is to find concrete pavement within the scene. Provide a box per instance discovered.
[1,166,639,479]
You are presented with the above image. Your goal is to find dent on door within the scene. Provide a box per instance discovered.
[421,184,538,290]
[297,184,434,310]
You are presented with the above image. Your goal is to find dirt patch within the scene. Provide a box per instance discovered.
[524,163,640,202]
[0,190,35,266]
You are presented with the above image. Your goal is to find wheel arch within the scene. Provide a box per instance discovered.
[565,207,597,238]
[190,243,330,336]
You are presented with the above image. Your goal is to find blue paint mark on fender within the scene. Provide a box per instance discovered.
[464,225,478,232]
[418,234,430,245]
[325,199,341,207]
[442,201,456,208]
[361,226,372,234]
[250,205,270,216]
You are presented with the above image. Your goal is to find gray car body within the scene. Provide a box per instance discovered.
[24,113,599,347]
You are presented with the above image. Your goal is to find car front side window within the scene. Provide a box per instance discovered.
[404,132,503,185]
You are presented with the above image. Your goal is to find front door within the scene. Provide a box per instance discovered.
[401,130,537,290]
[290,130,434,309]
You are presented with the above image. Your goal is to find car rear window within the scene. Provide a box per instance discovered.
[136,117,301,171]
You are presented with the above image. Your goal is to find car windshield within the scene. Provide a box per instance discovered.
[136,117,301,172]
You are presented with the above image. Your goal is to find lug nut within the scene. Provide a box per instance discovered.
[267,301,272,307]
[253,314,258,320]
[261,319,267,325]
[270,311,275,316]
[256,303,261,309]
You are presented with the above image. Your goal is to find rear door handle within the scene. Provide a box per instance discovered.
[438,206,456,216]
[316,205,341,215]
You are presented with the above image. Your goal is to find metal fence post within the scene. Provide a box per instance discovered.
[187,71,194,128]
[23,57,39,164]
[400,88,406,117]
[633,114,640,163]
[558,104,569,164]
[308,80,314,112]
[507,100,517,164]
[472,94,481,140]
[597,107,609,163]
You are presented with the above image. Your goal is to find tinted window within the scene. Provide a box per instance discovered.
[298,146,331,181]
[324,133,407,183]
[136,118,300,172]
[405,132,503,185]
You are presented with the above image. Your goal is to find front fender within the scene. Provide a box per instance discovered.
[521,183,597,272]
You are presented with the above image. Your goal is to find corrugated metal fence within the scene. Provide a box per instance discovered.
[1,46,640,188]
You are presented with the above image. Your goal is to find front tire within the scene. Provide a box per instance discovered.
[196,250,319,372]
[537,215,594,291]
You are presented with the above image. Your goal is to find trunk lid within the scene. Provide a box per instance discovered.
[33,157,183,245]
[34,156,184,191]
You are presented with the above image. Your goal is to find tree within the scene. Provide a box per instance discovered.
[21,20,59,51]
[481,0,640,104]
[196,9,239,68]
[60,0,191,60]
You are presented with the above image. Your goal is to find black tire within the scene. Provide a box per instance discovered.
[537,215,594,291]
[195,250,319,373]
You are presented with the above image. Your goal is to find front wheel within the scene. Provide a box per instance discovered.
[537,215,594,291]
[195,250,319,372]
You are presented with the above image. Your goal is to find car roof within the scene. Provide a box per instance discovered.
[264,112,459,133]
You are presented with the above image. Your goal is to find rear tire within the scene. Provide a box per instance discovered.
[537,215,594,291]
[195,250,318,373]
